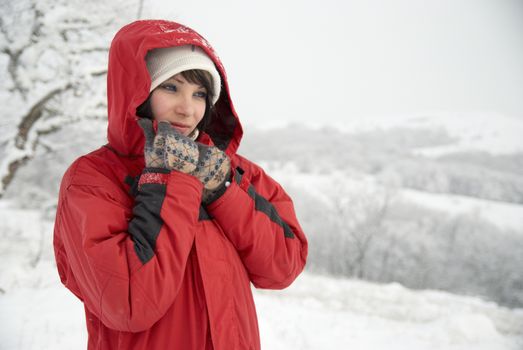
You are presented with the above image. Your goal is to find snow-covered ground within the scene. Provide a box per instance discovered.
[1,205,523,349]
[257,273,523,350]
[1,271,523,350]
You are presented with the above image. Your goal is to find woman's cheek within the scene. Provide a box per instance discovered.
[151,98,169,120]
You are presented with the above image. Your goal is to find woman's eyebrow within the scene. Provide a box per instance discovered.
[169,77,204,88]
[171,77,185,84]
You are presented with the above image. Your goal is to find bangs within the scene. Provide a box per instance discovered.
[181,69,214,97]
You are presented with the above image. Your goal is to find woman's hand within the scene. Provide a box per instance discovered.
[138,118,199,172]
[138,118,230,191]
[195,144,231,191]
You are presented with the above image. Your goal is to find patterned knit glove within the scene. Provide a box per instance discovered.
[138,119,199,172]
[138,119,230,191]
[194,144,230,191]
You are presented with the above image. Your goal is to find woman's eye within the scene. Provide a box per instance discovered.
[194,91,207,98]
[161,83,177,92]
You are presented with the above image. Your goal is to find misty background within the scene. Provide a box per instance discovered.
[1,0,523,348]
[143,0,523,126]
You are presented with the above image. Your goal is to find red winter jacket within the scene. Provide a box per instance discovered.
[53,20,308,350]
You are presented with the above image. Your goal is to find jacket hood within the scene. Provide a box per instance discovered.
[106,20,243,156]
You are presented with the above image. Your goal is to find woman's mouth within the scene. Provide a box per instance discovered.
[170,123,191,134]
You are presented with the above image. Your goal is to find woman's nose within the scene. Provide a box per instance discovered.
[174,94,193,116]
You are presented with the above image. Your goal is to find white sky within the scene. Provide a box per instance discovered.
[144,0,523,126]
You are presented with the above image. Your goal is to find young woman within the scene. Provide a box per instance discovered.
[53,19,308,350]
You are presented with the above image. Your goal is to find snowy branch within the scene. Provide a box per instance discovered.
[16,85,70,148]
[0,0,138,197]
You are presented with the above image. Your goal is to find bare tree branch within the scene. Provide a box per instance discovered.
[15,85,70,148]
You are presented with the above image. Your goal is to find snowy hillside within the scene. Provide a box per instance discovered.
[245,112,523,155]
[236,113,523,310]
[257,273,523,350]
[355,113,523,156]
[267,167,523,232]
[1,205,523,350]
[2,274,523,350]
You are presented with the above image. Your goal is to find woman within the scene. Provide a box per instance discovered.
[53,19,308,350]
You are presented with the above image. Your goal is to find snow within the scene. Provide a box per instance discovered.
[256,274,523,350]
[405,113,523,156]
[1,3,522,348]
[0,287,86,350]
[1,271,523,350]
[342,112,523,156]
[1,204,522,350]
[247,112,523,156]
[399,188,523,232]
[267,168,523,232]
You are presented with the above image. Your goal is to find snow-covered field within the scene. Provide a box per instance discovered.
[1,270,523,350]
[1,205,523,350]
[257,274,523,350]
[268,167,523,233]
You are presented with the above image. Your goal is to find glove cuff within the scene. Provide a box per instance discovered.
[138,167,170,190]
[202,168,231,206]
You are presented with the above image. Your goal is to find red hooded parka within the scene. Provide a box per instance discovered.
[53,20,308,349]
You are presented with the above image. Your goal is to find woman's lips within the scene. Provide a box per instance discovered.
[170,123,190,134]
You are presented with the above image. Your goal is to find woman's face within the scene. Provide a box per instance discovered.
[150,73,207,136]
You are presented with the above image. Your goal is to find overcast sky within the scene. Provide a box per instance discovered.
[143,0,523,126]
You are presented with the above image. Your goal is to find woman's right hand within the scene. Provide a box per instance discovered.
[138,118,199,172]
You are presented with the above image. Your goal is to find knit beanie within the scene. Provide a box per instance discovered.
[145,45,221,104]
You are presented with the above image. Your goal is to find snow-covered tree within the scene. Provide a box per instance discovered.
[0,0,138,197]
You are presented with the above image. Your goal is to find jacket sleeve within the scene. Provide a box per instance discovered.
[206,158,308,289]
[53,162,202,332]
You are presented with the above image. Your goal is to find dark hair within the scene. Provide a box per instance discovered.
[136,69,216,132]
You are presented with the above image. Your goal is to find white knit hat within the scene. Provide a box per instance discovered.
[145,45,221,104]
